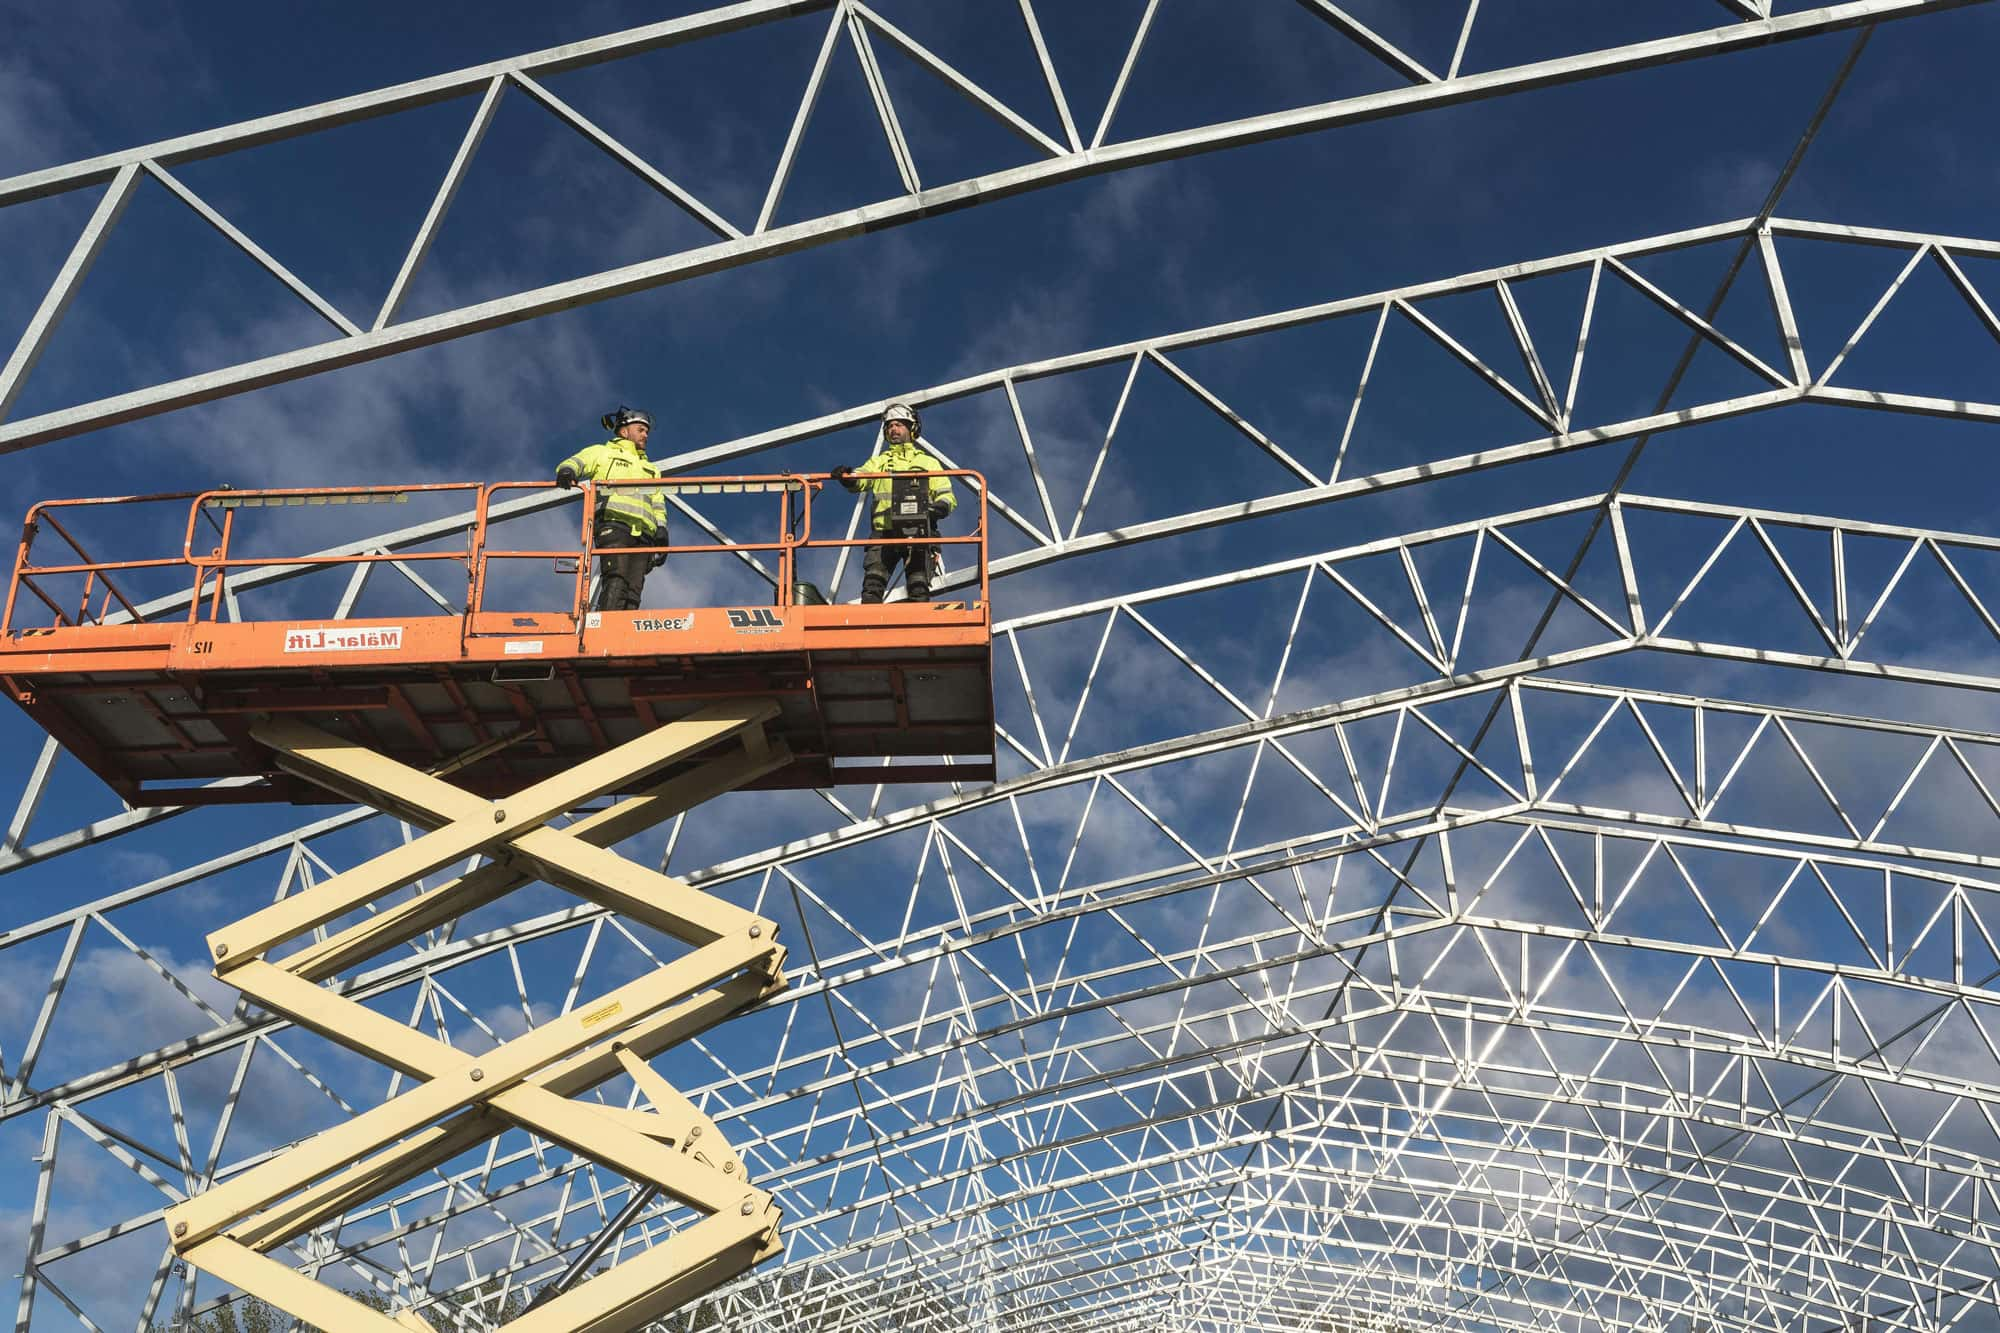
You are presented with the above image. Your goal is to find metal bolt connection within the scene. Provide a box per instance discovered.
[469,1068,484,1083]
[687,1124,701,1141]
[724,1161,736,1175]
[493,808,506,823]
[740,1200,755,1216]
[173,1222,186,1238]
[748,925,762,939]
[214,944,228,959]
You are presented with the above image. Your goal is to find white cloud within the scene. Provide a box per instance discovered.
[849,229,941,325]
[148,305,613,488]
[1069,166,1214,271]
[0,942,232,1084]
[0,59,79,177]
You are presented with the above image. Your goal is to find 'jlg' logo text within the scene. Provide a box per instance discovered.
[726,609,782,634]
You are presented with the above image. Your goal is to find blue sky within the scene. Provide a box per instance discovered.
[7,0,2000,494]
[10,1,2000,1326]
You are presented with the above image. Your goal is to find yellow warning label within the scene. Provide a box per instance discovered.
[580,999,624,1030]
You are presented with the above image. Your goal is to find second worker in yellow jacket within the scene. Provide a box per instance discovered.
[556,406,668,612]
[831,401,956,603]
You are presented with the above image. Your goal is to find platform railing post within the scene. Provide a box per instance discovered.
[465,482,493,646]
[206,505,235,624]
[576,480,597,620]
[777,483,794,608]
[3,513,37,632]
[184,498,204,626]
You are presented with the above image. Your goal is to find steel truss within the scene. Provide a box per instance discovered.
[6,210,1995,628]
[17,488,2000,1329]
[10,5,2000,1329]
[12,483,2000,880]
[0,0,1985,449]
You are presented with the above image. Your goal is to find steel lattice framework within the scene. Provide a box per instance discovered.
[10,1,2000,1331]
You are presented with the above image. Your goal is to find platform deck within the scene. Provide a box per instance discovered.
[0,601,993,802]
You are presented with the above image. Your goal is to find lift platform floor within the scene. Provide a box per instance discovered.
[0,602,993,803]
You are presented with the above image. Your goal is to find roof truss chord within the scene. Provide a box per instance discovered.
[0,0,1988,450]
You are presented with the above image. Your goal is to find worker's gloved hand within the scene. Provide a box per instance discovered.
[928,500,951,520]
[556,467,579,489]
[649,552,667,570]
[829,465,852,480]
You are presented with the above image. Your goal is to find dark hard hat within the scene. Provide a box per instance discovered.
[601,406,653,433]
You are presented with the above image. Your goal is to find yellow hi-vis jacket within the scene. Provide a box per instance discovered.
[841,437,956,533]
[556,438,668,536]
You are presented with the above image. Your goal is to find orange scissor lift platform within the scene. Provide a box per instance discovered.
[0,472,992,1329]
[0,471,995,805]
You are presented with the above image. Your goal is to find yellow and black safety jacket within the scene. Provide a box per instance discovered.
[556,438,668,536]
[842,439,956,533]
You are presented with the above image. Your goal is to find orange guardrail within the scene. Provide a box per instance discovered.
[3,471,989,633]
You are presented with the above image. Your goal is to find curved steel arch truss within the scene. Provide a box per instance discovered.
[16,482,2000,1331]
[0,0,1984,450]
[10,3,2000,1332]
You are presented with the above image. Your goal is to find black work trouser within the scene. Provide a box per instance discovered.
[861,530,934,604]
[593,520,654,612]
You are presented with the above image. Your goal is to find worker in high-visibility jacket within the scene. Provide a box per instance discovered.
[831,401,956,603]
[556,406,668,612]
